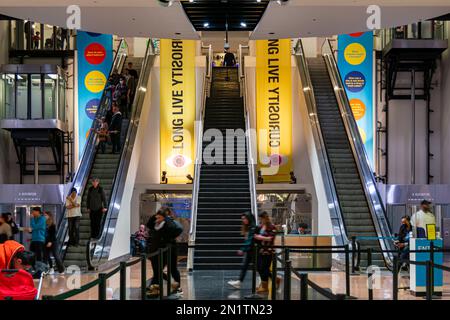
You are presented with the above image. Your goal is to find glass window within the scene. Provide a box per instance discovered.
[2,74,16,119]
[16,74,28,119]
[420,21,433,39]
[44,74,57,119]
[31,74,42,119]
[58,75,66,121]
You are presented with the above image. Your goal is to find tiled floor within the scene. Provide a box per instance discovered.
[38,259,450,300]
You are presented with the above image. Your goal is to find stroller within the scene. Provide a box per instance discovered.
[0,241,48,300]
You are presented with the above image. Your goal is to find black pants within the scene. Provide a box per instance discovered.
[150,245,181,285]
[110,133,121,153]
[68,217,80,246]
[257,254,273,282]
[239,251,253,282]
[30,241,45,262]
[44,243,65,272]
[89,209,103,239]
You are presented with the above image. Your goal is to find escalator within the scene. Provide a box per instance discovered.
[191,67,255,270]
[58,40,157,269]
[294,39,394,268]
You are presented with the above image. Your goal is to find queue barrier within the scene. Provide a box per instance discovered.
[42,247,171,301]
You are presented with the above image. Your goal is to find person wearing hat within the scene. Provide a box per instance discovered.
[66,187,82,246]
[411,200,436,238]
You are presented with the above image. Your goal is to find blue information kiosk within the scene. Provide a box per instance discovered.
[410,238,443,296]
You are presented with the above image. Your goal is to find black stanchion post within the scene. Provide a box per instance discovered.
[367,248,373,300]
[271,253,277,300]
[167,245,172,297]
[430,241,434,296]
[392,255,398,300]
[252,245,257,295]
[284,260,292,300]
[426,260,432,300]
[141,255,147,300]
[300,273,308,301]
[159,249,164,300]
[119,261,127,300]
[98,273,107,300]
[344,244,350,297]
[351,236,356,273]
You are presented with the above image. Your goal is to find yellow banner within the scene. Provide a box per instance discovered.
[256,39,292,182]
[160,39,196,184]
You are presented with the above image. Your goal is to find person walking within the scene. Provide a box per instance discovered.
[254,211,277,294]
[66,187,82,246]
[109,104,123,154]
[25,207,47,263]
[43,211,65,273]
[228,212,256,289]
[86,178,107,240]
[223,47,236,67]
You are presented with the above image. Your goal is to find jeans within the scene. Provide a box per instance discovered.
[89,209,103,239]
[30,241,45,262]
[150,245,181,285]
[68,217,80,246]
[44,243,65,272]
[131,238,147,256]
[239,251,253,282]
[257,254,273,282]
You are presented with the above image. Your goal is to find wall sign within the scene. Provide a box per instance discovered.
[160,39,196,184]
[256,39,293,183]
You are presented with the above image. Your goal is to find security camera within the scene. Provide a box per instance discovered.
[157,0,174,7]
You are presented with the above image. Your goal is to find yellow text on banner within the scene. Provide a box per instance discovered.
[160,39,196,184]
[256,39,292,182]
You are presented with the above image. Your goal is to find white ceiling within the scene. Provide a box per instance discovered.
[0,0,199,39]
[0,1,449,40]
[252,0,450,39]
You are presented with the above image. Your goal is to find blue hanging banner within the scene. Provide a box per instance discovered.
[77,31,113,159]
[337,32,374,169]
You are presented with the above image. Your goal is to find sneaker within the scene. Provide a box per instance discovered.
[227,280,241,289]
[146,284,160,298]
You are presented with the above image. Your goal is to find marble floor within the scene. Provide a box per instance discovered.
[38,259,450,300]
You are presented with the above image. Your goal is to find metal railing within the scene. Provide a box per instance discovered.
[321,38,395,268]
[56,39,129,258]
[87,39,158,268]
[292,39,348,249]
[187,45,212,271]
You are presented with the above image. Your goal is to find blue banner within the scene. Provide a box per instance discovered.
[337,32,374,169]
[77,31,113,159]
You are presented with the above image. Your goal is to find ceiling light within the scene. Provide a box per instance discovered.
[189,0,194,2]
[257,0,261,2]
[240,22,247,28]
[203,22,209,28]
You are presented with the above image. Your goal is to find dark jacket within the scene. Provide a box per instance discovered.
[45,224,57,244]
[7,220,19,237]
[146,216,178,253]
[240,213,256,253]
[224,52,236,66]
[86,185,107,211]
[109,112,123,133]
[255,223,276,255]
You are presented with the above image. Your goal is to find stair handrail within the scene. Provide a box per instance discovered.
[321,38,394,267]
[87,39,157,267]
[292,39,348,249]
[187,47,211,270]
[239,44,258,223]
[57,38,129,258]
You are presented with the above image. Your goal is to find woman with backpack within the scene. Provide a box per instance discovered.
[146,209,183,298]
[43,211,65,274]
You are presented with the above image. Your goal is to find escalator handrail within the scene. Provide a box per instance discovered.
[88,40,158,267]
[187,48,211,270]
[321,38,394,267]
[57,39,128,257]
[292,39,349,248]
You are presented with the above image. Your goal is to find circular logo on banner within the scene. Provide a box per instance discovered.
[349,98,366,121]
[344,71,366,93]
[349,32,364,38]
[85,71,107,93]
[85,98,100,120]
[344,43,366,65]
[84,43,106,65]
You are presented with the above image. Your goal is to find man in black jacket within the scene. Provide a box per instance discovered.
[146,210,182,298]
[109,104,123,154]
[86,178,107,239]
